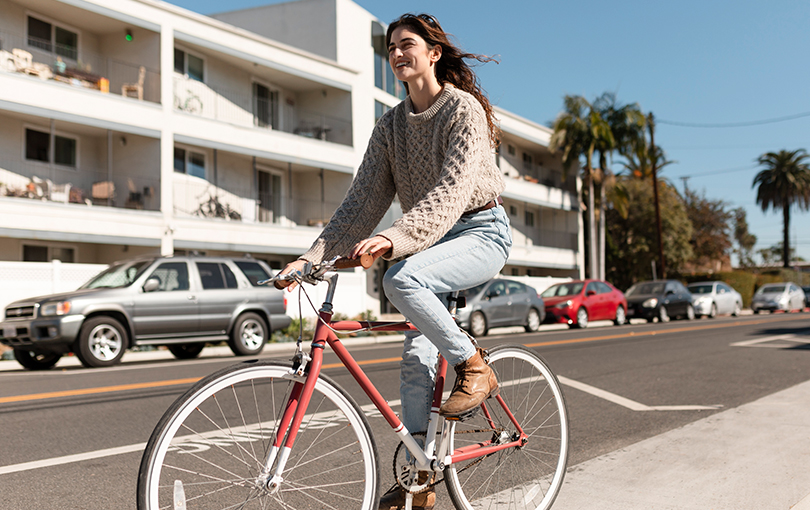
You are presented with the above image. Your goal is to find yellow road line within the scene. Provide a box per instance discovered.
[2,314,806,404]
[0,378,201,404]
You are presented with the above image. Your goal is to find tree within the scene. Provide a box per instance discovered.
[684,189,733,271]
[549,95,610,279]
[732,207,757,268]
[550,93,645,279]
[752,149,810,267]
[606,176,693,290]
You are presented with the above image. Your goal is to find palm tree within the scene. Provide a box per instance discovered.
[550,95,612,279]
[752,149,810,267]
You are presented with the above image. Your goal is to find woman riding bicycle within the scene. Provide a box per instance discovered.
[278,13,511,509]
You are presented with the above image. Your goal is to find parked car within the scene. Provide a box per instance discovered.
[455,279,545,337]
[0,255,291,370]
[751,283,806,314]
[540,279,628,329]
[687,281,743,318]
[625,280,694,323]
[803,286,810,309]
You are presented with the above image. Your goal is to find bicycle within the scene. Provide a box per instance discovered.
[137,254,569,510]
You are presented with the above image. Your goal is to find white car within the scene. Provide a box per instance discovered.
[751,283,806,314]
[687,281,743,318]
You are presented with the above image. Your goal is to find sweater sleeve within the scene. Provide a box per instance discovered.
[300,120,397,263]
[377,101,489,259]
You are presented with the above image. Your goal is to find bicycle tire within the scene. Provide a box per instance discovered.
[137,359,379,510]
[444,344,569,510]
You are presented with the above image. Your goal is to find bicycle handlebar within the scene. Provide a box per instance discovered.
[260,252,380,289]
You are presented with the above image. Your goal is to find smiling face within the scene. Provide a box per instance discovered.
[388,25,441,86]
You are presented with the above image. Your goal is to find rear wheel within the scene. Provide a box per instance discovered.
[524,308,541,332]
[13,349,61,370]
[732,302,741,316]
[445,345,568,510]
[228,312,267,356]
[137,360,379,510]
[167,343,205,359]
[614,305,626,326]
[685,304,695,321]
[469,311,488,337]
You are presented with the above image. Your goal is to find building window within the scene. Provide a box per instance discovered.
[23,244,75,263]
[525,210,535,227]
[507,144,516,156]
[523,152,533,170]
[509,205,518,216]
[25,128,77,167]
[253,82,279,129]
[258,169,282,223]
[375,100,391,123]
[173,147,206,179]
[174,48,204,82]
[27,15,78,60]
[371,21,406,100]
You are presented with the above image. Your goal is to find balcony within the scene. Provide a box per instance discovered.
[499,153,576,194]
[173,76,352,146]
[0,29,160,104]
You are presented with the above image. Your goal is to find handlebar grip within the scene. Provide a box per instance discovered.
[333,252,377,269]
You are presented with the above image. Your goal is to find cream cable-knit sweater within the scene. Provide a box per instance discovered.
[301,84,505,263]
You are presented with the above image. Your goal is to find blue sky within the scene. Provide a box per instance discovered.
[166,0,810,263]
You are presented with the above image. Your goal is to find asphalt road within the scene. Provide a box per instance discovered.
[1,312,809,509]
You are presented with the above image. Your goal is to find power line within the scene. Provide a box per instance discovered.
[677,164,758,179]
[658,111,810,128]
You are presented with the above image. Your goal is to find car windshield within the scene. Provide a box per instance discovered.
[80,260,152,289]
[541,282,584,298]
[626,282,665,296]
[688,284,714,295]
[757,284,786,294]
[459,283,487,299]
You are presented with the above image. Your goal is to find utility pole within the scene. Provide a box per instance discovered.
[648,113,666,279]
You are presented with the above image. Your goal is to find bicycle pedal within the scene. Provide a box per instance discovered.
[444,407,480,422]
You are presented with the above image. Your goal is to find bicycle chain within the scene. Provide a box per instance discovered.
[389,427,505,494]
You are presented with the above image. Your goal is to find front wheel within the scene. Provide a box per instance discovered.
[658,306,670,323]
[445,345,568,510]
[469,311,488,337]
[13,349,61,370]
[74,316,127,367]
[138,360,380,510]
[572,307,588,329]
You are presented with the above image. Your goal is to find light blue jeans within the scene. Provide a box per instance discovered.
[383,205,512,436]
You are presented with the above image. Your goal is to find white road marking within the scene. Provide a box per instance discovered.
[731,334,810,348]
[557,376,722,412]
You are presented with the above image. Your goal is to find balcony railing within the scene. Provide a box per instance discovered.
[499,154,576,193]
[172,174,342,227]
[173,77,352,146]
[0,30,160,104]
[0,158,160,212]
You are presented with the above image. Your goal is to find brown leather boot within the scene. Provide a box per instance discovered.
[378,472,435,510]
[439,351,499,418]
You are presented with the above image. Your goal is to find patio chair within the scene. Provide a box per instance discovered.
[122,66,145,100]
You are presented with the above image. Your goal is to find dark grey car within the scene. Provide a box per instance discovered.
[625,280,695,323]
[0,255,291,369]
[455,279,545,337]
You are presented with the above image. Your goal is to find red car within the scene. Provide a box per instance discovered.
[541,279,628,328]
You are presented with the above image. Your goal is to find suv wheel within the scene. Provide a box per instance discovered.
[168,343,205,359]
[14,349,61,370]
[75,316,128,368]
[229,312,267,356]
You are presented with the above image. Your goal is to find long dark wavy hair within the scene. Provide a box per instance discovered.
[386,13,500,146]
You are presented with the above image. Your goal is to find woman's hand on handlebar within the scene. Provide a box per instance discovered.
[276,259,308,290]
[350,235,392,260]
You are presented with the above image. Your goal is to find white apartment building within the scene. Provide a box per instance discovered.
[0,0,583,315]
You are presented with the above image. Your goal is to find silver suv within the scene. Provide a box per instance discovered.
[0,255,291,369]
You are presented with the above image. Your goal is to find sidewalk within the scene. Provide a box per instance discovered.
[551,378,810,510]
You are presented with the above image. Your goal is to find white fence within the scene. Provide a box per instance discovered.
[0,261,107,314]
